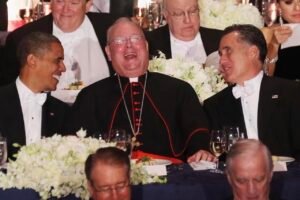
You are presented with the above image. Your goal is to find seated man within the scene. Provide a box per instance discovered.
[0,32,70,159]
[145,0,223,64]
[3,0,117,103]
[69,17,214,163]
[226,139,273,200]
[85,147,131,200]
[204,24,300,159]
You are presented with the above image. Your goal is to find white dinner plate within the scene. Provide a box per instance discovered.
[272,156,295,163]
[149,159,172,166]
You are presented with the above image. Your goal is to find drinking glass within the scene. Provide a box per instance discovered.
[148,1,163,29]
[210,130,226,172]
[0,136,7,167]
[133,7,147,27]
[109,129,132,156]
[223,126,240,152]
[261,0,278,26]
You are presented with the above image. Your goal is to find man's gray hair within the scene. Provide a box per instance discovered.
[226,139,273,173]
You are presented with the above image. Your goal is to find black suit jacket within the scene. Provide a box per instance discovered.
[145,25,223,59]
[2,12,117,85]
[203,75,300,158]
[0,83,71,159]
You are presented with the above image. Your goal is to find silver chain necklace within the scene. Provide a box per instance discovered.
[117,72,148,142]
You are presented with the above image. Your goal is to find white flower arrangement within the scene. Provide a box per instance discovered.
[199,0,264,30]
[0,129,165,199]
[149,52,228,103]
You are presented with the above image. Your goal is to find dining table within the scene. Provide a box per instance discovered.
[1,162,300,200]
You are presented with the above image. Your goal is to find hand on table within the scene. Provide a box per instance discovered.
[187,150,217,163]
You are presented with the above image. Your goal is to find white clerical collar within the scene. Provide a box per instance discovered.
[129,77,138,83]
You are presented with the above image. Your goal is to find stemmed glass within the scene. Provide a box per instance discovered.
[210,130,226,172]
[261,0,278,26]
[223,126,240,152]
[109,129,132,156]
[133,7,148,27]
[0,136,7,168]
[148,1,163,29]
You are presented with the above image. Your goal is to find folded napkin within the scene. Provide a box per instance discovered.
[273,161,287,172]
[189,160,216,171]
[131,150,183,164]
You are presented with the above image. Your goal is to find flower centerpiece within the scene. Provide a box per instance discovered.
[0,129,165,200]
[148,52,227,103]
[198,0,264,30]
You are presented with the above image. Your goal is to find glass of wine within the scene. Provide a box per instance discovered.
[148,1,163,29]
[0,136,7,167]
[210,129,226,172]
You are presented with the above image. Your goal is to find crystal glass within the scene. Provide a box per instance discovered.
[223,126,240,151]
[148,1,163,30]
[210,129,226,172]
[109,129,132,156]
[0,136,7,167]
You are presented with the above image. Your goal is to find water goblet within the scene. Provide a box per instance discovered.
[133,7,147,27]
[223,126,240,151]
[109,129,132,156]
[0,136,7,167]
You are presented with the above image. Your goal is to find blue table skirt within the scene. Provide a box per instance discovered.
[1,163,300,200]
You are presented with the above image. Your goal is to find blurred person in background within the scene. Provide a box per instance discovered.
[263,0,300,80]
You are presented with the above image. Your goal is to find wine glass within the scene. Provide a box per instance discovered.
[261,0,278,26]
[148,1,163,29]
[109,129,132,156]
[223,126,240,152]
[0,136,7,167]
[210,130,226,172]
[133,7,147,27]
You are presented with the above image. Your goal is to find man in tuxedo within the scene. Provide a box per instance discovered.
[0,32,70,159]
[2,0,117,104]
[226,139,273,200]
[0,0,8,31]
[70,17,215,163]
[85,147,131,200]
[145,0,223,64]
[204,24,300,159]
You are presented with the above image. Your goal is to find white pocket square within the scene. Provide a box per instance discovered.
[272,94,279,99]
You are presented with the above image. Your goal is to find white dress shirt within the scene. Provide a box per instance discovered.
[238,71,264,139]
[52,15,110,103]
[170,32,207,64]
[89,0,110,13]
[16,78,46,145]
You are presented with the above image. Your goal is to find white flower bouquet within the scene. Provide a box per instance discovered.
[198,0,264,30]
[0,129,165,199]
[149,52,227,103]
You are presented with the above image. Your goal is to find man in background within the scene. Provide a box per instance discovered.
[226,139,273,200]
[145,0,222,64]
[85,147,131,200]
[0,0,8,31]
[0,32,69,159]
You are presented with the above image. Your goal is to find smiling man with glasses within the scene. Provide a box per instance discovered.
[145,0,223,65]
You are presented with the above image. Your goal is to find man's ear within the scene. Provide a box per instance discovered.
[105,45,112,61]
[85,0,93,12]
[27,54,37,69]
[248,45,259,60]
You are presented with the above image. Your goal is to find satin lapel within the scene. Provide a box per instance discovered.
[10,84,26,146]
[161,25,172,59]
[257,75,273,140]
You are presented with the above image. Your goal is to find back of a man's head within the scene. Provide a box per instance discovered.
[226,139,273,200]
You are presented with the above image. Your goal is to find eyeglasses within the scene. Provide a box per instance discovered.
[167,7,200,20]
[53,0,82,6]
[92,181,130,194]
[108,35,144,46]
